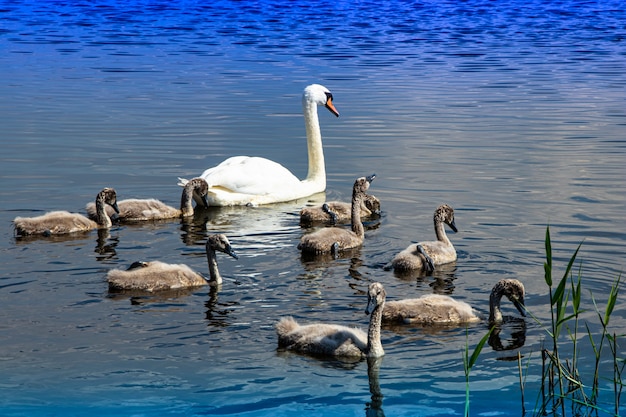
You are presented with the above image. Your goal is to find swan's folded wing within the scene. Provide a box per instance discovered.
[200,156,301,195]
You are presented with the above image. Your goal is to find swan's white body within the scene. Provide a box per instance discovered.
[179,84,339,206]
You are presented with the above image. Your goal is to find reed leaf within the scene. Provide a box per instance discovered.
[464,326,495,417]
[561,242,582,283]
[572,270,582,314]
[468,326,494,369]
[585,323,599,357]
[544,226,553,287]
[604,274,621,327]
[556,312,580,328]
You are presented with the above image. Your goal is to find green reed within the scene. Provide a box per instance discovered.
[463,325,494,417]
[531,226,624,416]
[465,226,623,416]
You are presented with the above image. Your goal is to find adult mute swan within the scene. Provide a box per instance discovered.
[276,282,386,358]
[107,234,238,292]
[86,178,209,222]
[382,279,526,325]
[178,84,339,206]
[386,204,458,272]
[13,188,119,236]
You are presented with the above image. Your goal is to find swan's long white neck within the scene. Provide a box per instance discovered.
[367,357,384,412]
[302,96,325,189]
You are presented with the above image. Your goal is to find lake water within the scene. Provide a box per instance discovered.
[1,1,625,416]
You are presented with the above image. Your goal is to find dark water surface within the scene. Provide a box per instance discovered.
[1,1,625,416]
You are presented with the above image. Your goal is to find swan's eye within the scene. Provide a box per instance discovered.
[324,92,333,102]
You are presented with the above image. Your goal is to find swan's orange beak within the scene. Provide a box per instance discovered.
[325,98,339,117]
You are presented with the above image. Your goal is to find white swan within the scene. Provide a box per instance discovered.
[178,84,339,206]
[13,188,119,236]
[107,234,238,292]
[382,279,526,325]
[276,282,386,358]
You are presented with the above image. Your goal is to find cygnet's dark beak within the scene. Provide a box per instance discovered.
[111,202,120,214]
[201,195,210,209]
[127,261,149,270]
[226,246,239,260]
[447,219,458,233]
[322,203,338,225]
[513,297,526,317]
[366,173,376,183]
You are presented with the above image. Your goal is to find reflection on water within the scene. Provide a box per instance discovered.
[94,229,119,260]
[107,287,201,305]
[204,285,245,329]
[201,194,325,250]
[299,245,364,267]
[489,318,528,355]
[390,260,459,294]
[1,1,625,416]
[366,357,386,417]
[13,227,102,245]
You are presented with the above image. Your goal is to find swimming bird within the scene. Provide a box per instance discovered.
[298,174,375,254]
[107,234,238,292]
[382,279,526,325]
[177,84,339,206]
[276,282,386,358]
[13,188,119,236]
[299,193,381,226]
[86,178,209,221]
[387,204,458,272]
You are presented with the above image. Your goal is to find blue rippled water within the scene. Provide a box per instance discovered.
[1,1,625,416]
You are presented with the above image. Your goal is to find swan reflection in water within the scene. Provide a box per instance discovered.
[204,284,245,329]
[390,258,458,285]
[488,317,527,354]
[112,288,200,304]
[105,281,243,329]
[179,211,217,246]
[13,227,120,261]
[207,194,326,225]
[182,189,379,260]
[95,228,119,261]
[366,356,385,417]
[273,352,387,417]
[299,245,363,268]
